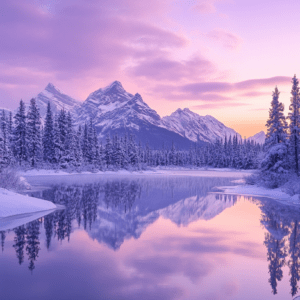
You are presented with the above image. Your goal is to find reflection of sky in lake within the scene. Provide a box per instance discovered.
[1,175,300,300]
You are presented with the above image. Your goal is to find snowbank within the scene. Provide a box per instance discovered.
[0,188,57,218]
[218,184,300,205]
[20,168,254,178]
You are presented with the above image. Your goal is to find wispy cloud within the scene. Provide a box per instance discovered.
[152,76,291,105]
[193,0,217,14]
[207,29,242,50]
[127,55,216,81]
[191,102,248,109]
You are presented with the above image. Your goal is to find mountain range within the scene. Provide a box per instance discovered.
[4,81,265,149]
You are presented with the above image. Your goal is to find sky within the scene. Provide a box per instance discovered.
[1,0,300,138]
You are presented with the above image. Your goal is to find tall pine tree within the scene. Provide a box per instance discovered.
[265,87,287,149]
[27,98,42,167]
[288,75,300,175]
[13,100,27,166]
[43,102,55,164]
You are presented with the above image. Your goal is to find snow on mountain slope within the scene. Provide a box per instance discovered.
[160,193,236,226]
[32,83,80,119]
[161,108,241,143]
[247,131,266,144]
[25,80,243,148]
[77,81,161,130]
[77,81,198,149]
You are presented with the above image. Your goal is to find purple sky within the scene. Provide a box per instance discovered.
[1,0,300,137]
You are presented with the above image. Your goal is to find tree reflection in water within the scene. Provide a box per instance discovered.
[8,175,298,286]
[258,198,300,296]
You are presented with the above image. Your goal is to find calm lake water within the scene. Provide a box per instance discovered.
[1,174,300,300]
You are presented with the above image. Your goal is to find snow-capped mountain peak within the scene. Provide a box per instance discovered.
[247,131,266,144]
[31,83,80,119]
[161,107,241,143]
[45,82,60,93]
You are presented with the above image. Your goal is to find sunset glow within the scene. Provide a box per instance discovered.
[1,0,299,137]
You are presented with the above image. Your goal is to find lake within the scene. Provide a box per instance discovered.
[0,174,299,300]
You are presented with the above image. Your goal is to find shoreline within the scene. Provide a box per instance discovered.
[19,167,254,178]
[0,187,61,219]
[216,184,300,205]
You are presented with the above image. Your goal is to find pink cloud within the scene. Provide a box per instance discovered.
[207,29,242,50]
[0,0,184,81]
[191,102,248,109]
[193,0,216,14]
[239,91,270,97]
[151,76,292,104]
[127,55,216,81]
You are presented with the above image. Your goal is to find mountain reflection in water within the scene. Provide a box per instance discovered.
[1,175,300,299]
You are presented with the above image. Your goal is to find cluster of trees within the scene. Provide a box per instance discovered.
[0,99,262,171]
[259,75,300,186]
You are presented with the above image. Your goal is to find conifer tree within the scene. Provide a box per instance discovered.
[105,135,113,168]
[288,75,300,175]
[265,87,287,149]
[13,100,27,165]
[43,102,55,164]
[27,98,42,167]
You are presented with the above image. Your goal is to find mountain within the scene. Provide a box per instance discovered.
[77,81,201,149]
[32,83,80,119]
[247,131,265,144]
[161,108,242,143]
[14,80,244,149]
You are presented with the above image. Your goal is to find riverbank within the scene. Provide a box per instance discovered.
[20,167,254,178]
[0,188,59,218]
[218,184,300,205]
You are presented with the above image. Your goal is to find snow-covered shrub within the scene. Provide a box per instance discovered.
[258,143,290,188]
[0,168,28,191]
[245,173,260,185]
[282,174,300,196]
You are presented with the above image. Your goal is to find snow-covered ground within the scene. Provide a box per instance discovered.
[218,184,300,205]
[20,167,254,178]
[0,188,58,218]
[0,210,56,231]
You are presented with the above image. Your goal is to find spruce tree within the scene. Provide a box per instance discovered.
[27,98,42,167]
[43,102,55,164]
[288,75,300,175]
[265,87,287,149]
[13,100,27,166]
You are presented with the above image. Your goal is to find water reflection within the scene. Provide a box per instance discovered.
[258,197,300,296]
[3,176,300,298]
[2,177,235,268]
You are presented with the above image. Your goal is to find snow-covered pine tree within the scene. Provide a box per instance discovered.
[74,126,83,168]
[93,127,101,168]
[27,98,42,167]
[87,119,95,165]
[13,100,27,166]
[82,123,89,165]
[60,112,76,168]
[53,113,62,166]
[0,110,11,168]
[288,75,300,175]
[105,135,113,168]
[112,134,123,168]
[265,87,287,150]
[43,102,55,164]
[128,134,138,166]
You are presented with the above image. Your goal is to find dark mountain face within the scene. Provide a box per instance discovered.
[76,81,202,149]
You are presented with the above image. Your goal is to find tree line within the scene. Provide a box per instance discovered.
[258,75,300,187]
[0,98,262,171]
